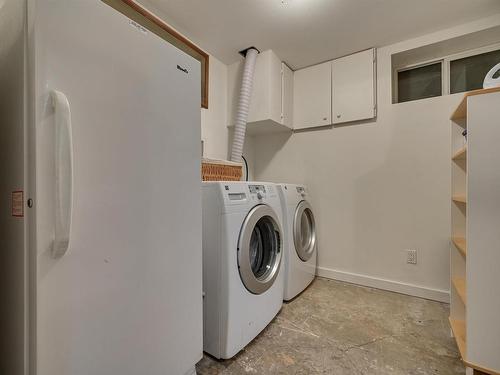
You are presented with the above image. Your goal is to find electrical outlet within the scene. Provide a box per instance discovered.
[406,249,417,265]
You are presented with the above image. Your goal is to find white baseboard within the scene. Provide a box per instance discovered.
[316,266,450,303]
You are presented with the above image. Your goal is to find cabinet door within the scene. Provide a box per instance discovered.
[281,63,294,128]
[293,61,331,129]
[332,48,376,124]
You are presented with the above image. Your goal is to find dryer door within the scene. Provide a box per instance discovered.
[293,201,317,261]
[238,204,282,295]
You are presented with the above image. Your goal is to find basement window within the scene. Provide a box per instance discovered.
[450,49,500,94]
[393,43,500,104]
[397,62,443,103]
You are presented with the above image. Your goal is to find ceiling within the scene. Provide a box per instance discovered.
[137,0,500,69]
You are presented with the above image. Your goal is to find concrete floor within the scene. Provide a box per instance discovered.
[196,277,465,375]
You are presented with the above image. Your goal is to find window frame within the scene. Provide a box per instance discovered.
[394,60,445,104]
[445,42,500,95]
[394,42,500,103]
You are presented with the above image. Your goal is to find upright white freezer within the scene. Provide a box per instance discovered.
[0,1,203,374]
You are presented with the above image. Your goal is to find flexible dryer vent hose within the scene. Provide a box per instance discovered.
[230,48,259,162]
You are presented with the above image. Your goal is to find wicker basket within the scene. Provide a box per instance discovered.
[201,158,243,181]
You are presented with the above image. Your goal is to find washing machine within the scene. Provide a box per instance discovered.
[202,182,284,359]
[277,184,317,301]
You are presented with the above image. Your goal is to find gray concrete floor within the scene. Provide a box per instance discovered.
[196,277,464,375]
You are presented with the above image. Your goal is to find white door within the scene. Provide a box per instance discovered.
[33,1,202,375]
[293,61,332,130]
[332,49,376,124]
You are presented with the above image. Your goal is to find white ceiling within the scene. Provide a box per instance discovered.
[138,0,500,69]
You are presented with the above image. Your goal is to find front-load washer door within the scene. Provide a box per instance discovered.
[238,205,282,295]
[293,201,317,261]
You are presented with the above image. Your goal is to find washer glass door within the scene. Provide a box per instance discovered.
[293,201,316,261]
[238,205,282,295]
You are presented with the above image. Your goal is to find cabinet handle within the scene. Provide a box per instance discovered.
[337,114,341,119]
[322,117,327,121]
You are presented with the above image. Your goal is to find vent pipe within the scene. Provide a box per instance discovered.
[230,47,259,162]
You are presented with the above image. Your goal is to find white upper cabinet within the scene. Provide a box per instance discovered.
[227,50,293,135]
[293,61,332,130]
[332,48,376,124]
[228,48,376,133]
[281,63,294,128]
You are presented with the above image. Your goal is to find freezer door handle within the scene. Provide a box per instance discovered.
[51,91,74,258]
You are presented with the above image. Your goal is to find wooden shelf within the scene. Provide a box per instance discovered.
[451,87,500,121]
[453,277,467,306]
[453,195,467,204]
[452,146,467,161]
[449,87,500,375]
[452,237,467,257]
[449,317,466,360]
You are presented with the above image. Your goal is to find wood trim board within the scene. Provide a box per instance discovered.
[452,194,467,204]
[102,0,210,108]
[452,277,467,306]
[452,236,467,257]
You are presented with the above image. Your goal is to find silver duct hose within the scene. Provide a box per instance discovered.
[230,48,259,162]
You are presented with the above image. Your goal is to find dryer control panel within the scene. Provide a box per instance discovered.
[296,186,307,198]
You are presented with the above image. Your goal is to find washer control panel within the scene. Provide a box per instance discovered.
[220,183,278,205]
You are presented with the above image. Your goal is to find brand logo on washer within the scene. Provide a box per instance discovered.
[177,64,189,74]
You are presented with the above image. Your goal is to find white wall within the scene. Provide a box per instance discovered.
[201,55,229,160]
[254,90,457,302]
[135,3,500,300]
[252,16,500,302]
[201,54,255,179]
[176,9,500,300]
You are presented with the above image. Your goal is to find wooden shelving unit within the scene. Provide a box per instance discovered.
[449,88,500,375]
[450,91,468,372]
[450,87,500,121]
